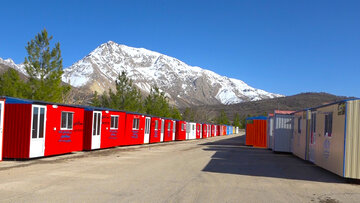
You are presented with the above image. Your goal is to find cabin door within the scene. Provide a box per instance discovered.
[0,101,4,160]
[309,111,316,163]
[30,105,47,158]
[91,111,102,149]
[160,119,164,142]
[144,117,151,144]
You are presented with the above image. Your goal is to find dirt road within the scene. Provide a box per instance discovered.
[0,133,359,202]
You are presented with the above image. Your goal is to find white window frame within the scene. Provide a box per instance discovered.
[110,115,119,129]
[60,111,74,130]
[132,118,140,130]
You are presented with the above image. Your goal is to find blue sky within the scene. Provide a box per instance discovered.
[0,0,359,97]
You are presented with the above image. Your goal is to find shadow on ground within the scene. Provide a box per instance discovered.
[201,135,346,183]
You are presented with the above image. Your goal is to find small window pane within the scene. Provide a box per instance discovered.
[32,107,39,138]
[61,112,67,129]
[115,117,119,129]
[93,113,97,135]
[155,120,158,129]
[97,113,101,135]
[39,108,45,138]
[111,116,115,128]
[168,122,171,130]
[67,113,73,129]
[181,123,184,131]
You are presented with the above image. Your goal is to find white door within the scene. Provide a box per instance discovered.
[0,101,4,160]
[172,121,176,140]
[29,105,47,158]
[160,119,164,142]
[144,117,151,144]
[309,112,316,163]
[91,111,102,149]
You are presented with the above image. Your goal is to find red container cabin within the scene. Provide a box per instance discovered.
[175,120,186,140]
[211,125,216,137]
[196,123,202,139]
[83,107,126,150]
[202,124,208,138]
[163,119,174,142]
[216,125,221,136]
[245,116,267,147]
[0,98,5,161]
[3,97,84,159]
[149,117,162,143]
[123,113,151,146]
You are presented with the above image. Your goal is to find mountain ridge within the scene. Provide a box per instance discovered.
[62,41,283,107]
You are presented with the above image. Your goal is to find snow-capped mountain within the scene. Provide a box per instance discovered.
[0,58,27,75]
[0,41,283,107]
[62,41,282,106]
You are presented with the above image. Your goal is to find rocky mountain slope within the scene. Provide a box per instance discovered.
[62,41,282,107]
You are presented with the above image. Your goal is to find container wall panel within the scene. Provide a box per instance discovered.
[273,115,294,152]
[292,112,307,160]
[83,111,93,150]
[345,100,360,178]
[163,119,173,142]
[150,117,162,143]
[175,121,186,141]
[44,105,84,156]
[253,120,267,148]
[245,123,254,146]
[3,104,31,158]
[310,104,345,177]
[100,111,126,149]
[124,114,145,145]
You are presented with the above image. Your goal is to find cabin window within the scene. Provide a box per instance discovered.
[61,112,74,130]
[325,113,333,137]
[181,123,184,131]
[132,118,140,130]
[192,125,195,130]
[110,115,119,129]
[155,120,158,129]
[298,117,302,133]
[168,122,171,130]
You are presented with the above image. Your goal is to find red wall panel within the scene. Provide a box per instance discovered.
[211,125,215,137]
[253,120,267,148]
[245,123,254,146]
[100,111,126,149]
[123,114,145,145]
[175,121,186,140]
[163,119,173,142]
[44,105,84,156]
[196,123,201,139]
[83,111,93,150]
[202,124,208,138]
[150,117,161,143]
[3,104,32,159]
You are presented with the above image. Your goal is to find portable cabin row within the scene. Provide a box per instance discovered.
[292,99,360,179]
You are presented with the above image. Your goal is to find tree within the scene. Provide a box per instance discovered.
[91,91,101,107]
[170,106,182,120]
[0,68,28,98]
[233,113,240,127]
[106,71,143,112]
[216,109,229,125]
[144,86,170,117]
[24,29,70,102]
[182,107,195,122]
